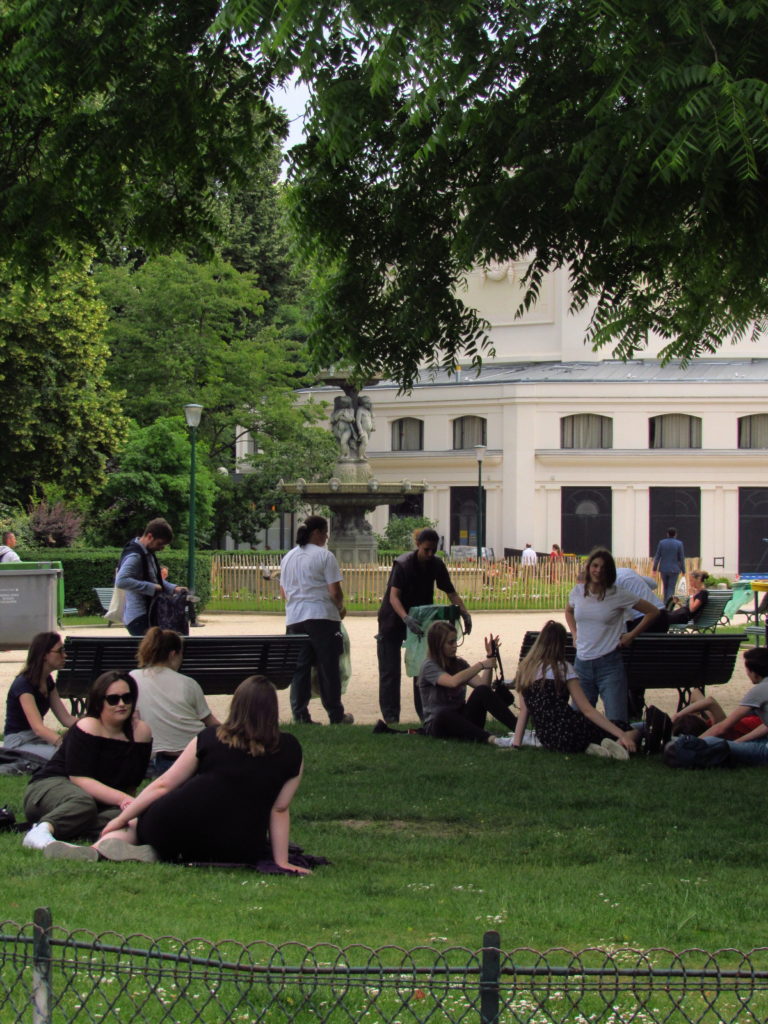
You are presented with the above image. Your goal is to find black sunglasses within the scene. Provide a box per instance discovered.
[104,692,133,706]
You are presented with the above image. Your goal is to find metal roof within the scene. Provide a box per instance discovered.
[374,358,768,388]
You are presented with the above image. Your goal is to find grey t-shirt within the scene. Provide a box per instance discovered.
[418,657,468,728]
[741,678,768,724]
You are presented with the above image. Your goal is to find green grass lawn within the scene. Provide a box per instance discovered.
[1,726,765,955]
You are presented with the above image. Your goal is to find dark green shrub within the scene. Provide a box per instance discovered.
[24,548,212,614]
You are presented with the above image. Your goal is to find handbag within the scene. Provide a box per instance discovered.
[103,584,126,624]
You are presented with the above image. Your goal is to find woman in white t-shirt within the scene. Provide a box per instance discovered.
[132,628,219,776]
[565,549,659,723]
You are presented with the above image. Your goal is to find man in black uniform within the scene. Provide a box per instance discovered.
[376,528,472,723]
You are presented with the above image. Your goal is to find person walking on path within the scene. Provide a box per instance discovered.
[280,516,352,725]
[376,528,472,724]
[115,518,185,637]
[652,527,686,604]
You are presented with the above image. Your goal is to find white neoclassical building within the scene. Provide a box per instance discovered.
[303,264,768,573]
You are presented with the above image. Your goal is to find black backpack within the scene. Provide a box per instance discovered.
[148,591,190,635]
[663,735,731,769]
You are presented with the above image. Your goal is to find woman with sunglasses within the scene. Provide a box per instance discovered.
[21,670,151,858]
[4,632,77,759]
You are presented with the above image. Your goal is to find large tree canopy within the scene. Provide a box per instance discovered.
[218,0,768,387]
[0,0,281,271]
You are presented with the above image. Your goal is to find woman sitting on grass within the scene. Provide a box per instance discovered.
[512,620,640,759]
[92,675,310,873]
[132,626,219,777]
[22,670,151,857]
[4,632,77,759]
[417,621,518,747]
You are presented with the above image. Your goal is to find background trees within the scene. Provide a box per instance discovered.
[0,257,126,505]
[218,0,768,386]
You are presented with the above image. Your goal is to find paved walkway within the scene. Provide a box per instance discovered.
[0,611,751,727]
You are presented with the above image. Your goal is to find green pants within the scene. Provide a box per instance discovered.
[24,776,120,841]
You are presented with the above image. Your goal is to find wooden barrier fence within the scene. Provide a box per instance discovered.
[209,554,690,612]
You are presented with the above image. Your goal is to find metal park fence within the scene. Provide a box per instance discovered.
[4,909,768,1024]
[210,553,677,612]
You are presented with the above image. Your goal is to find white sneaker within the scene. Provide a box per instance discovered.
[22,821,55,850]
[44,841,99,862]
[585,742,611,758]
[600,738,630,761]
[493,735,517,748]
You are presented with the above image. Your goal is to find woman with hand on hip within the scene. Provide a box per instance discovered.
[565,548,659,723]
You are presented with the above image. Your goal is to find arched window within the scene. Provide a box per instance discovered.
[560,414,613,449]
[738,414,768,449]
[452,416,487,450]
[649,414,701,449]
[391,417,424,451]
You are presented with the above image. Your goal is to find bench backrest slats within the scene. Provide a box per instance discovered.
[518,631,745,690]
[58,635,308,697]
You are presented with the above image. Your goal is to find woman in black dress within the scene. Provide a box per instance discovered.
[95,675,309,872]
[512,620,640,757]
[667,570,710,625]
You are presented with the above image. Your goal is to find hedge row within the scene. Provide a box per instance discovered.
[23,548,213,615]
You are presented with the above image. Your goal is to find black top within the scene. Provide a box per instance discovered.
[136,726,303,863]
[377,551,456,634]
[5,672,55,736]
[30,721,151,794]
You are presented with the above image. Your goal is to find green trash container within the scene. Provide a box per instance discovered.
[0,563,63,649]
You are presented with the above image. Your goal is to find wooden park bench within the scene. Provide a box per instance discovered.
[57,634,309,714]
[518,630,746,711]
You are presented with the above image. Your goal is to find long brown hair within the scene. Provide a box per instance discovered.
[583,547,617,599]
[137,627,183,668]
[516,621,570,695]
[24,632,62,689]
[216,675,280,756]
[425,620,459,672]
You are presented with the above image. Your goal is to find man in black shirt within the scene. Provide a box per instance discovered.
[376,528,471,723]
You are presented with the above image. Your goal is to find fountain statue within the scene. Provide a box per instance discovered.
[279,375,426,564]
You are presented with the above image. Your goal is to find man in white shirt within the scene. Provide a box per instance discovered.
[521,544,537,566]
[280,515,352,725]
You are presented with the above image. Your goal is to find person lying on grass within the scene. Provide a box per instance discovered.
[22,670,151,858]
[47,675,310,873]
[670,687,763,740]
[512,620,640,759]
[665,648,768,769]
[417,621,518,747]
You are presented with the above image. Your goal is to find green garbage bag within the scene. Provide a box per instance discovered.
[404,604,462,677]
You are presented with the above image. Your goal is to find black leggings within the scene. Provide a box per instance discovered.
[428,685,517,743]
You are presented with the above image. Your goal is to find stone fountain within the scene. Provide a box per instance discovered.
[279,376,426,564]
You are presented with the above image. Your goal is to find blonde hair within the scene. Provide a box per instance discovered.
[425,620,458,671]
[516,621,570,696]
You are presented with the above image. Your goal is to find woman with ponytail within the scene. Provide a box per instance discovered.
[279,516,352,725]
[132,627,218,776]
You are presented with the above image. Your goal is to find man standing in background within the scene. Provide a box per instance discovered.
[653,527,686,604]
[0,531,20,562]
[376,528,472,724]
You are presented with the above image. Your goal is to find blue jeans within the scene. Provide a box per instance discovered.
[704,736,768,766]
[575,649,628,723]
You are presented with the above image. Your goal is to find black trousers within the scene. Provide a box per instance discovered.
[287,619,345,723]
[427,685,517,743]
